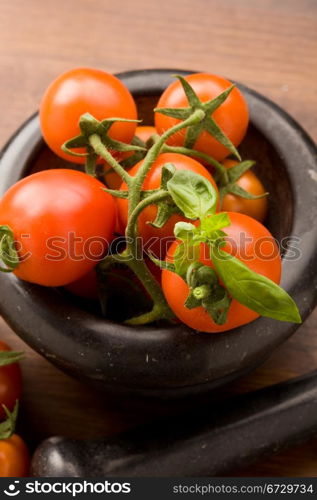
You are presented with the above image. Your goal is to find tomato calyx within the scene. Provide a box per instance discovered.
[0,350,24,367]
[171,213,233,325]
[119,136,147,168]
[185,262,232,325]
[0,225,20,273]
[155,75,241,160]
[146,163,183,229]
[62,113,144,177]
[218,159,269,202]
[0,401,18,440]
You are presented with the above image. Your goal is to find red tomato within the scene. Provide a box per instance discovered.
[162,212,281,333]
[117,153,219,258]
[221,159,268,222]
[155,73,249,161]
[0,434,29,477]
[0,169,116,286]
[0,342,21,421]
[135,125,157,143]
[40,68,137,163]
[104,169,123,191]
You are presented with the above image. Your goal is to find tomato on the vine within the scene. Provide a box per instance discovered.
[221,159,268,222]
[0,169,116,287]
[0,434,29,477]
[162,212,281,333]
[117,153,219,258]
[40,68,137,163]
[0,342,21,421]
[155,73,249,161]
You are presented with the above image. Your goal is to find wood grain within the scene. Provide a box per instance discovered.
[0,0,317,476]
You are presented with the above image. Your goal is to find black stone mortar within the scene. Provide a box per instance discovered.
[0,69,316,406]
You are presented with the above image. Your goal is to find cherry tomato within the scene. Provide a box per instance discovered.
[221,159,268,222]
[0,169,116,286]
[117,153,219,258]
[135,125,157,143]
[0,434,29,477]
[162,212,281,333]
[0,342,21,421]
[40,68,137,163]
[104,170,123,191]
[155,73,249,161]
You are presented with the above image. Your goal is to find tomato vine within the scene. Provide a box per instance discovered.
[0,72,301,330]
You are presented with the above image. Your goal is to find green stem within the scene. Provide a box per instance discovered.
[100,251,174,324]
[98,252,126,269]
[193,284,211,300]
[163,144,229,185]
[98,191,174,325]
[85,152,98,177]
[131,109,206,216]
[124,190,174,324]
[121,110,206,324]
[88,134,132,186]
[94,110,207,325]
[126,190,170,242]
[124,259,174,324]
[125,304,167,325]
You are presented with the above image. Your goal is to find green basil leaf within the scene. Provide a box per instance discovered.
[201,212,231,233]
[167,170,218,219]
[174,241,200,277]
[174,221,196,240]
[210,247,301,323]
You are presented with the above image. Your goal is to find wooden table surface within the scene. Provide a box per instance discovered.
[0,0,317,476]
